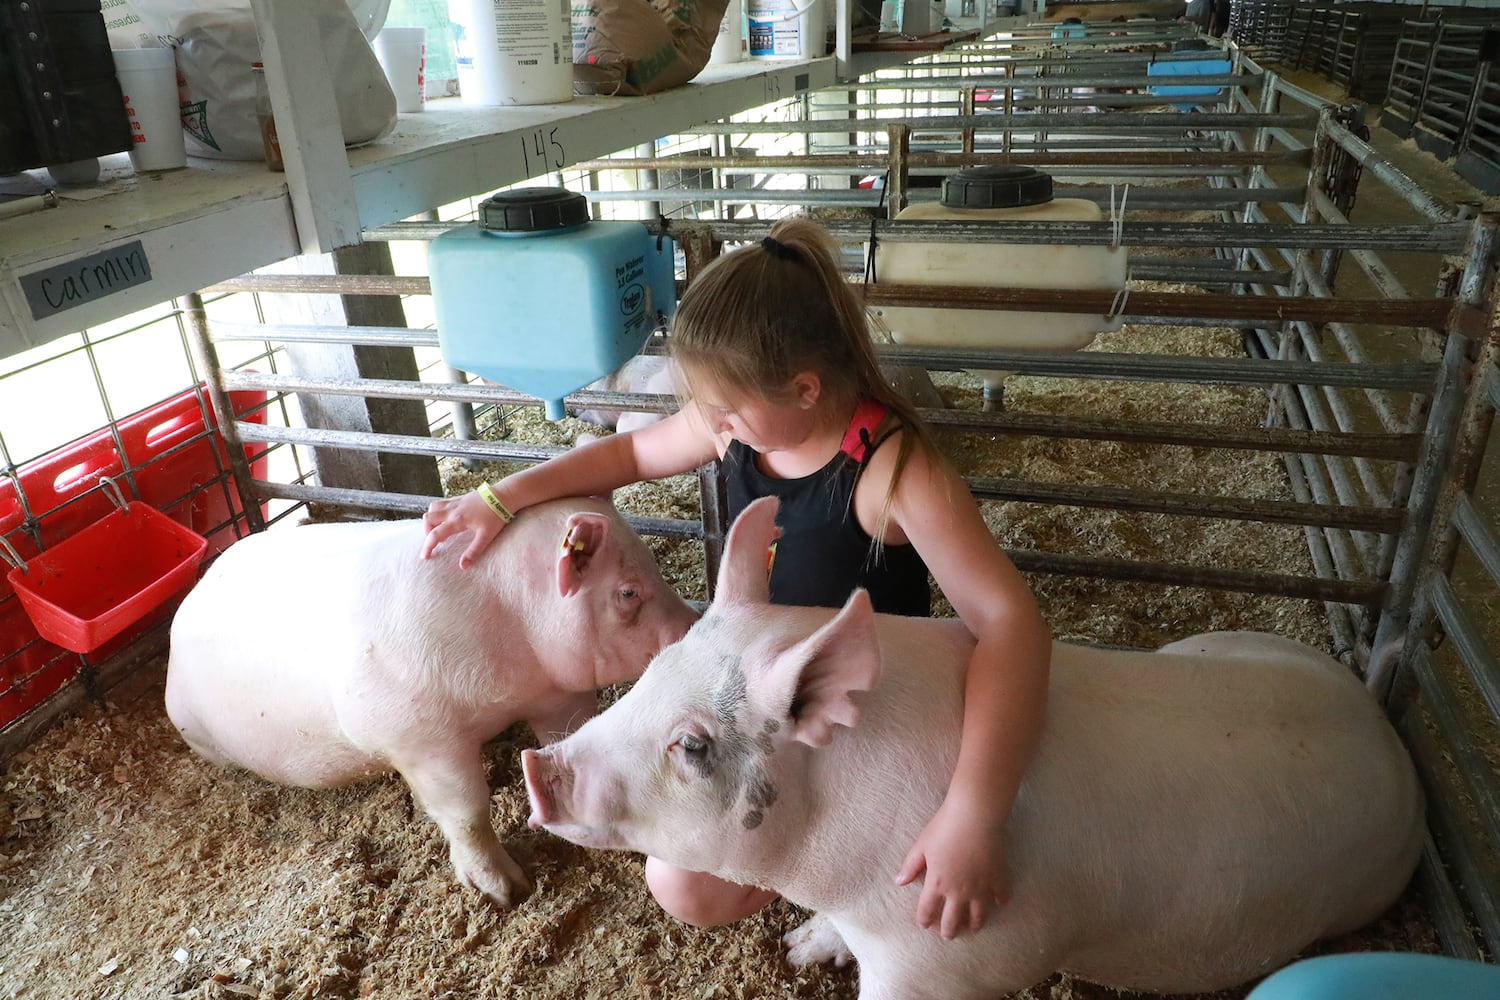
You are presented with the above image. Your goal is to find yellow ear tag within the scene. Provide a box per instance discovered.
[562,530,586,553]
[765,540,777,576]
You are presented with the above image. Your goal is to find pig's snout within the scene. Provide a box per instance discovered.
[522,746,629,852]
[521,748,564,829]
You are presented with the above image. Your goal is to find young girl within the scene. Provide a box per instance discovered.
[420,218,1051,941]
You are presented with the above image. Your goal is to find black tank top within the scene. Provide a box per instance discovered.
[723,400,932,616]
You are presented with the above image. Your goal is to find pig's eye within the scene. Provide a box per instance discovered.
[672,732,711,762]
[616,585,643,626]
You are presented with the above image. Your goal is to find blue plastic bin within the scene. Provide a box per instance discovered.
[1147,54,1233,112]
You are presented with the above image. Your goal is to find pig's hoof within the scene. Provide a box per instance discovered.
[456,861,533,908]
[489,874,533,908]
[783,913,853,968]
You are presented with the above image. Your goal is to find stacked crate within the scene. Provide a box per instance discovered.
[1382,17,1440,137]
[1328,4,1408,102]
[1415,20,1492,159]
[1228,0,1266,47]
[1456,43,1500,193]
[1381,14,1500,187]
[1260,0,1295,63]
[1279,1,1315,66]
[1232,1,1412,104]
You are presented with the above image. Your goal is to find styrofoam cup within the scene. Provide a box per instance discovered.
[373,26,427,113]
[111,47,187,172]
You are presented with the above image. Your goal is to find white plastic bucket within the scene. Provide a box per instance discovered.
[709,0,745,64]
[455,0,572,106]
[747,0,824,58]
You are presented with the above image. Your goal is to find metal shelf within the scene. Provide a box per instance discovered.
[342,55,845,235]
[0,52,856,358]
[0,0,995,361]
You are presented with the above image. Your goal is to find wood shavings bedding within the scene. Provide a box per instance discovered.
[0,320,1438,1000]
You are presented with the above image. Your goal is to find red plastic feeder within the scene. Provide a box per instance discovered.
[5,502,208,654]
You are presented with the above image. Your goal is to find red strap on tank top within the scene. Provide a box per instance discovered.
[839,399,887,463]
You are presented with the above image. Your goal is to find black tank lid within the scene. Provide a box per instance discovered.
[479,187,590,232]
[940,166,1054,209]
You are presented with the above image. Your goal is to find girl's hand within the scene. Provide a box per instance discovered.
[420,491,505,568]
[894,797,1009,939]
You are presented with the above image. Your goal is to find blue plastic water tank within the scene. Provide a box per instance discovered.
[429,187,676,419]
[1147,53,1233,112]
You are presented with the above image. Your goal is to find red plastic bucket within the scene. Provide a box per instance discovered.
[5,502,208,654]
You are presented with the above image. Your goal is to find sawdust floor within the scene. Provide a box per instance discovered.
[0,324,1441,999]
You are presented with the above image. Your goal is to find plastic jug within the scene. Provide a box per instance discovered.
[871,166,1127,406]
[430,188,676,419]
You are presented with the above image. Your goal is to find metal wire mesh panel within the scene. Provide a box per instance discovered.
[0,301,283,733]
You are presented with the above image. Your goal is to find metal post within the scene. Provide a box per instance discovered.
[1370,213,1500,696]
[886,123,911,217]
[183,292,268,535]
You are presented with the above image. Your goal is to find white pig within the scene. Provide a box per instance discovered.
[166,497,695,907]
[522,496,1424,998]
[575,355,679,434]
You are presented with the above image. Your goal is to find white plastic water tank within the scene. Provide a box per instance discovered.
[871,166,1128,406]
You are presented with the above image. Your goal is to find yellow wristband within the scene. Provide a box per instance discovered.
[476,483,515,524]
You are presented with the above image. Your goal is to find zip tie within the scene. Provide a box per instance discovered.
[1108,183,1130,249]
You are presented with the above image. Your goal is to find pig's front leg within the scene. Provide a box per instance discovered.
[784,912,854,968]
[397,751,532,907]
[526,690,600,746]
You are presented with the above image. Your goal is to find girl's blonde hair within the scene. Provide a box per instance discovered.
[668,217,939,539]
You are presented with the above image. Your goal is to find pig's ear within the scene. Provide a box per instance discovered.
[765,589,881,748]
[715,497,782,606]
[557,512,611,598]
